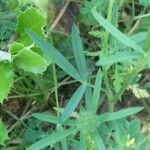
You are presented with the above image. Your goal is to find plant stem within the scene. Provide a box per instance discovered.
[102,0,115,111]
[52,63,60,116]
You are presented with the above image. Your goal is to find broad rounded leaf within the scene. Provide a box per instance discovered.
[0,120,9,145]
[0,61,14,103]
[9,42,24,55]
[13,49,48,74]
[17,7,46,46]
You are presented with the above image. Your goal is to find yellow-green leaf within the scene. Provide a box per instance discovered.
[17,7,46,46]
[0,61,14,103]
[13,49,48,74]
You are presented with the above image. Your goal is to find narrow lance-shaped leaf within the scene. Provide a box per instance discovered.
[27,128,77,150]
[71,24,87,81]
[32,113,61,124]
[94,131,105,150]
[90,69,102,113]
[61,84,86,123]
[99,107,143,122]
[26,30,82,81]
[144,27,150,52]
[56,125,67,150]
[91,9,145,55]
[80,132,88,150]
[85,86,92,110]
[32,113,77,126]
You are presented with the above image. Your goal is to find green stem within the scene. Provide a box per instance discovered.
[52,63,60,116]
[104,0,115,51]
[132,0,135,19]
[102,0,115,111]
[48,34,60,116]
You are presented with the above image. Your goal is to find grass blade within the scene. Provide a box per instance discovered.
[61,84,86,123]
[91,9,145,55]
[99,107,144,122]
[26,30,82,81]
[90,69,102,113]
[71,24,87,81]
[27,128,77,150]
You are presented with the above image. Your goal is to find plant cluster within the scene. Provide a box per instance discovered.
[0,0,150,149]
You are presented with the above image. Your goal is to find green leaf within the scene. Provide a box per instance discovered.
[94,131,105,150]
[139,0,150,6]
[71,24,87,81]
[80,132,87,150]
[97,51,139,66]
[99,107,143,122]
[32,113,77,126]
[85,86,92,109]
[17,7,46,46]
[129,119,141,137]
[0,120,9,145]
[90,69,102,113]
[61,84,86,123]
[144,28,150,52]
[91,9,145,55]
[0,61,14,103]
[56,125,67,150]
[13,49,48,74]
[27,128,77,150]
[32,113,61,124]
[9,42,24,55]
[26,30,82,81]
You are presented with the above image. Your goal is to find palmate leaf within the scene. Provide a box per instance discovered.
[12,49,48,74]
[17,7,46,46]
[61,84,86,123]
[91,9,145,55]
[71,24,87,81]
[26,30,82,81]
[99,107,143,122]
[0,61,14,103]
[27,128,77,150]
[0,120,9,145]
